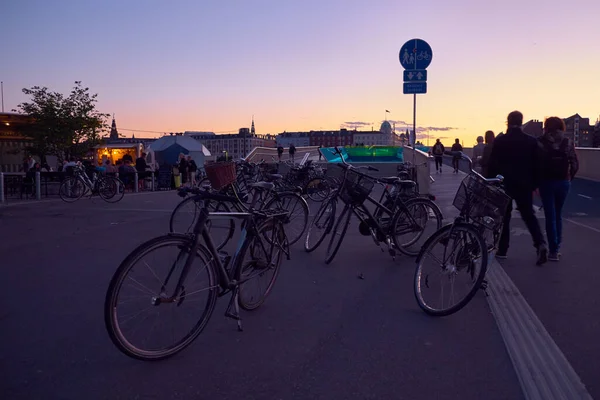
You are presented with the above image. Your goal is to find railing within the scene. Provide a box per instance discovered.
[0,170,163,204]
[244,146,323,163]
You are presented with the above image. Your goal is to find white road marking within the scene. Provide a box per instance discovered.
[565,218,600,234]
[577,194,592,200]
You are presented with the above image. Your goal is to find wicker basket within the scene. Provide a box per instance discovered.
[205,162,236,190]
[336,167,375,205]
[453,174,511,228]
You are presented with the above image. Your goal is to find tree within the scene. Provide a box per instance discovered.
[14,81,110,161]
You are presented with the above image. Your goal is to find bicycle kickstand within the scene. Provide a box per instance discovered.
[224,288,244,332]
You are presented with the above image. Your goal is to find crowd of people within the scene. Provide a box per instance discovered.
[433,111,579,265]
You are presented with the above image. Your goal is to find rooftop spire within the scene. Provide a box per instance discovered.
[251,115,255,136]
[109,114,119,140]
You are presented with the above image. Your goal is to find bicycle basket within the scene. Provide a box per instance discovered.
[338,168,375,205]
[453,174,511,228]
[204,162,236,190]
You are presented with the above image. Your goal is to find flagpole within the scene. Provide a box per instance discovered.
[1,81,4,113]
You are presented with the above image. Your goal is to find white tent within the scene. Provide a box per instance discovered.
[148,135,211,167]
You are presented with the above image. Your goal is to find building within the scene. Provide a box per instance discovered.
[309,129,353,147]
[0,112,33,172]
[564,114,592,147]
[353,121,397,146]
[275,132,310,148]
[185,119,276,160]
[522,119,543,138]
[103,116,158,149]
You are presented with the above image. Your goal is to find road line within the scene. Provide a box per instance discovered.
[565,218,600,234]
[89,207,173,213]
[486,263,593,400]
[577,194,592,200]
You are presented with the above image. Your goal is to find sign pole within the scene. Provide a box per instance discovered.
[412,93,416,164]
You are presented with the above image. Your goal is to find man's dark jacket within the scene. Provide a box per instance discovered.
[488,127,540,195]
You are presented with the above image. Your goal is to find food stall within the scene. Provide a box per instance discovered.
[93,143,144,166]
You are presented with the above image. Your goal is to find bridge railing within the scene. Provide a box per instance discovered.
[244,146,322,163]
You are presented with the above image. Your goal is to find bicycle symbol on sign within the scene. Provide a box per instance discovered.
[416,51,430,61]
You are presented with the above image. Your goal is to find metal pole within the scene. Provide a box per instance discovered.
[0,172,5,204]
[412,93,416,165]
[134,172,139,193]
[1,81,4,112]
[35,171,41,200]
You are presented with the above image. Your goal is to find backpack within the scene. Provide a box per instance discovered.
[540,137,569,179]
[432,144,443,155]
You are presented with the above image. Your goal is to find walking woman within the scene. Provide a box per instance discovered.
[538,117,579,261]
[480,130,495,178]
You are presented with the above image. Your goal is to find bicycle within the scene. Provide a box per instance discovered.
[104,189,291,361]
[304,147,443,263]
[59,165,124,203]
[414,151,510,316]
[170,165,309,247]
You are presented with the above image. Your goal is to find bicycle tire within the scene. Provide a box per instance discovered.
[236,219,285,311]
[414,223,488,317]
[304,196,336,253]
[99,176,125,203]
[263,192,308,245]
[58,176,86,203]
[324,204,352,265]
[169,197,235,250]
[392,197,443,257]
[104,234,218,360]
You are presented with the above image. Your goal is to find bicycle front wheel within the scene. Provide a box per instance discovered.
[104,235,218,360]
[414,223,487,317]
[236,219,286,311]
[325,204,352,265]
[304,196,336,252]
[99,176,125,203]
[59,177,85,203]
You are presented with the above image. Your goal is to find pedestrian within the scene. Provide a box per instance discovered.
[277,145,284,162]
[472,136,485,173]
[450,138,463,173]
[431,139,445,173]
[480,130,495,178]
[289,144,296,164]
[537,116,579,261]
[488,110,548,265]
[318,145,323,161]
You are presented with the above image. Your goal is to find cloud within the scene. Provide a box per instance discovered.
[340,121,371,129]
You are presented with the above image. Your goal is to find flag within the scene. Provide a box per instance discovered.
[385,110,390,113]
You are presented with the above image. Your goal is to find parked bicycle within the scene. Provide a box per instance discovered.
[104,189,291,360]
[170,161,309,246]
[414,151,510,316]
[59,165,124,203]
[304,147,443,263]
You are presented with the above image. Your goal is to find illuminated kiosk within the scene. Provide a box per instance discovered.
[94,143,144,165]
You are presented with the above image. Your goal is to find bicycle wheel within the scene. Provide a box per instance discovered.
[104,234,218,360]
[59,176,85,203]
[264,192,308,245]
[304,196,336,252]
[392,197,443,257]
[236,219,285,311]
[305,177,331,202]
[99,176,125,203]
[169,197,235,250]
[414,223,487,316]
[325,204,352,264]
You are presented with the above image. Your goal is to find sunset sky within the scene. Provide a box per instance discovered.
[2,0,599,145]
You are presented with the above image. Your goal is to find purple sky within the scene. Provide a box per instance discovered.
[3,0,599,144]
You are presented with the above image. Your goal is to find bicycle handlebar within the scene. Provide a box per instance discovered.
[177,186,238,203]
[444,151,504,184]
[332,146,379,172]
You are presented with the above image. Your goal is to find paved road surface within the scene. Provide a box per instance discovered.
[2,167,598,399]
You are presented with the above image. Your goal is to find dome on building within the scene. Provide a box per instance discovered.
[380,120,393,135]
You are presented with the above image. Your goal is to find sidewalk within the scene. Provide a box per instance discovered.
[429,162,598,399]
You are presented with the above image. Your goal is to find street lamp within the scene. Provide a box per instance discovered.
[222,150,228,161]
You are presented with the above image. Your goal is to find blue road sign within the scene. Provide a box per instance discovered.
[399,39,433,70]
[403,69,427,82]
[403,82,427,94]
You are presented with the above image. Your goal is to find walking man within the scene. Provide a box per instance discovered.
[431,139,445,173]
[488,110,548,265]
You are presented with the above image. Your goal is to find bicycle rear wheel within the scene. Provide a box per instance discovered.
[393,197,443,257]
[264,192,308,245]
[304,196,336,252]
[169,197,235,250]
[414,223,487,316]
[99,176,125,203]
[236,219,286,311]
[104,235,218,360]
[325,204,352,264]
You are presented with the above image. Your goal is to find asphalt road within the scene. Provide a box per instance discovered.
[0,189,524,400]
